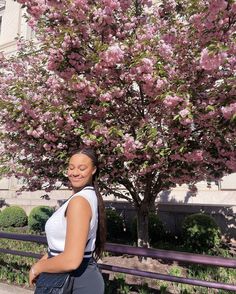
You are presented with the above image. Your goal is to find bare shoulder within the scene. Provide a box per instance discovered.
[67,196,92,215]
[69,195,89,205]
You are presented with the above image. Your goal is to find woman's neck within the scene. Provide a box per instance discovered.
[72,183,93,194]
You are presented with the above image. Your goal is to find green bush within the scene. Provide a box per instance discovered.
[182,213,221,253]
[132,213,165,245]
[105,208,124,241]
[28,206,54,232]
[0,206,27,228]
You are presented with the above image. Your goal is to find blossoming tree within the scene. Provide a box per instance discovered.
[1,0,236,246]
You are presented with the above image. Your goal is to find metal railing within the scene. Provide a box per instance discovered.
[0,231,236,291]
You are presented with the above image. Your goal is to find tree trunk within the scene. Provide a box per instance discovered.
[136,202,150,248]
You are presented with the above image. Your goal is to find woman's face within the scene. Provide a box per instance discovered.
[67,153,96,190]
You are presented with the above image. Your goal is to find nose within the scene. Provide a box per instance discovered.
[73,169,80,176]
[70,168,80,177]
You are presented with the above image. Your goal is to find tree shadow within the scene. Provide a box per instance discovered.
[0,198,8,208]
[103,272,172,294]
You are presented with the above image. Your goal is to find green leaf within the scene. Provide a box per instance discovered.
[230,113,236,122]
[206,105,215,112]
[173,114,180,121]
[179,146,185,153]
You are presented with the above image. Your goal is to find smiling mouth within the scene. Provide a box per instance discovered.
[71,178,83,181]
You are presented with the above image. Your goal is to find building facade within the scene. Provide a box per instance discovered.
[0,0,34,56]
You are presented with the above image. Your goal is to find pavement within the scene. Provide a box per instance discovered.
[0,283,33,294]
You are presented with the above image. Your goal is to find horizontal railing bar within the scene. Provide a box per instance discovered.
[1,248,235,292]
[0,232,46,244]
[99,264,236,291]
[0,248,42,259]
[1,232,235,268]
[105,243,236,268]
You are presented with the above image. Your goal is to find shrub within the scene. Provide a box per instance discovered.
[132,213,165,245]
[0,206,27,228]
[28,206,54,232]
[105,208,124,241]
[182,213,221,253]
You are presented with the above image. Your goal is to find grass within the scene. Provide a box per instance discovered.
[0,227,47,288]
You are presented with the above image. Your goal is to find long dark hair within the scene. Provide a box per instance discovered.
[70,148,106,259]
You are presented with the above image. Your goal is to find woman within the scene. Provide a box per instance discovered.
[29,148,106,293]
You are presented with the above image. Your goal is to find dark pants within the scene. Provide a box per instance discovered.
[70,258,104,294]
[47,253,104,294]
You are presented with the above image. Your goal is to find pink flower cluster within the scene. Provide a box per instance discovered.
[158,40,173,61]
[100,44,125,67]
[122,134,143,160]
[1,0,235,200]
[221,103,236,119]
[208,0,228,21]
[200,48,227,71]
[133,58,155,75]
[184,150,204,162]
[163,95,183,108]
[226,158,236,171]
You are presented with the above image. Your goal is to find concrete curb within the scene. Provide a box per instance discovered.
[0,283,33,293]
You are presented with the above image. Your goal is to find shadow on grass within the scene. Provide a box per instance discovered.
[103,273,172,294]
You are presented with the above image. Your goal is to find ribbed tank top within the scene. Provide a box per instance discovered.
[45,186,98,258]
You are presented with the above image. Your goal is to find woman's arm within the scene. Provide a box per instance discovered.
[31,196,92,279]
[39,253,48,260]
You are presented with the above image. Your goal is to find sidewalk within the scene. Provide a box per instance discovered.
[0,283,33,294]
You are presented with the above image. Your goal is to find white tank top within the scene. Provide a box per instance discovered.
[45,186,98,258]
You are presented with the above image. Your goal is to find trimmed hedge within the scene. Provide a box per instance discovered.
[182,213,221,253]
[0,206,27,228]
[28,206,54,232]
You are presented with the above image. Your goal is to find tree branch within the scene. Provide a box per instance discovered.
[118,178,141,206]
[100,182,133,203]
[150,174,164,203]
[138,83,145,117]
[143,173,154,203]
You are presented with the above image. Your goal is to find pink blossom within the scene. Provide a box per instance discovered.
[120,0,132,10]
[57,143,66,149]
[221,103,236,119]
[208,0,228,21]
[122,134,142,159]
[181,118,193,125]
[158,40,173,61]
[140,58,154,73]
[155,79,166,91]
[99,93,112,102]
[66,115,75,126]
[102,0,120,10]
[179,109,189,118]
[232,3,236,13]
[226,159,236,171]
[27,18,37,29]
[200,48,227,71]
[101,44,124,66]
[44,133,58,142]
[184,150,204,162]
[131,58,155,76]
[163,95,183,107]
[43,143,51,151]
